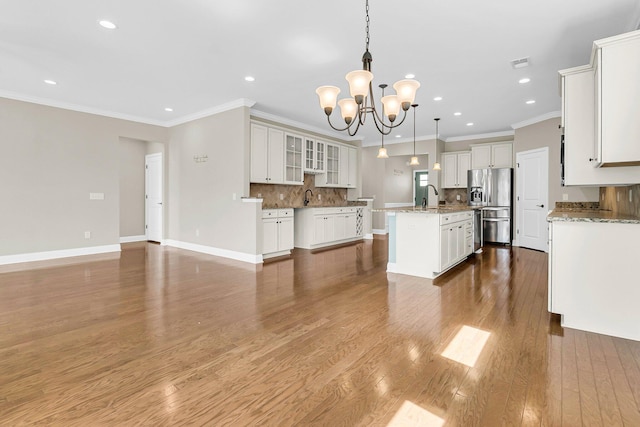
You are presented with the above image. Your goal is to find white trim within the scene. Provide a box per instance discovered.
[251,109,363,143]
[364,233,374,240]
[120,235,146,243]
[445,130,515,143]
[372,228,388,235]
[0,91,166,126]
[241,197,263,203]
[165,99,256,127]
[511,111,561,129]
[387,262,398,273]
[164,239,263,264]
[384,202,413,208]
[263,250,291,260]
[0,244,121,266]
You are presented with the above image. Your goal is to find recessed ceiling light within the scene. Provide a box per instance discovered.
[526,99,536,104]
[44,79,57,85]
[98,20,117,30]
[454,112,462,116]
[433,96,443,101]
[395,135,402,138]
[466,122,474,126]
[519,77,531,84]
[244,76,255,82]
[164,107,173,112]
[405,73,415,79]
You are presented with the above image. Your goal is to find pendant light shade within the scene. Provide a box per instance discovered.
[377,132,389,158]
[409,156,420,166]
[433,162,441,171]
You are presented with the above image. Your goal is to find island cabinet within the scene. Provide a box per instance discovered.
[387,210,473,279]
[262,209,294,259]
[548,216,640,341]
[294,206,363,249]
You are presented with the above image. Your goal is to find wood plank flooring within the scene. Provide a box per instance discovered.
[1,240,640,426]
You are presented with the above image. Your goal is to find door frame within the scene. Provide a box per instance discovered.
[145,152,163,243]
[412,169,430,206]
[515,147,549,251]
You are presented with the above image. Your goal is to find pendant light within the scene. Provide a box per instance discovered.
[432,117,442,171]
[409,104,420,166]
[377,132,388,158]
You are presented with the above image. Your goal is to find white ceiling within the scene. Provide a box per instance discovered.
[1,0,639,146]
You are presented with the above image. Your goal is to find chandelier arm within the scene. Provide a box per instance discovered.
[370,107,409,131]
[325,115,358,133]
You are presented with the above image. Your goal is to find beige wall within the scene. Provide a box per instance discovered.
[167,106,260,255]
[0,97,167,256]
[514,117,599,207]
[118,137,147,237]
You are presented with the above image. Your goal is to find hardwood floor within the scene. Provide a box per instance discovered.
[1,240,640,426]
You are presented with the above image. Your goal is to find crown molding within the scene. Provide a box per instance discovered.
[250,109,363,143]
[511,111,561,129]
[0,90,167,126]
[164,99,256,127]
[445,130,515,143]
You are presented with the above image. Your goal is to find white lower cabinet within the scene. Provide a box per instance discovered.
[262,209,294,259]
[295,207,363,249]
[393,210,473,279]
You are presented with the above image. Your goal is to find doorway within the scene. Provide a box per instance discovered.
[516,147,549,252]
[413,170,429,206]
[145,153,163,243]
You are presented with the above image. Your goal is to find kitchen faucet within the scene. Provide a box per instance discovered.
[304,189,313,206]
[421,184,439,208]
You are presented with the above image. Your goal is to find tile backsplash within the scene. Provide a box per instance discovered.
[442,188,467,205]
[600,184,640,216]
[250,174,347,208]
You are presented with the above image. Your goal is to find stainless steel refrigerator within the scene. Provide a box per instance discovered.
[467,168,513,245]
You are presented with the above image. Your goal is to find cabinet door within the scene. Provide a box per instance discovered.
[339,145,349,187]
[284,133,303,184]
[315,140,326,173]
[440,226,450,270]
[268,128,285,184]
[250,124,269,183]
[347,147,357,188]
[599,36,640,166]
[304,137,315,172]
[324,144,340,186]
[313,215,325,244]
[471,145,492,169]
[457,152,471,187]
[324,215,335,242]
[442,153,458,188]
[456,223,466,260]
[492,143,513,168]
[262,218,279,254]
[448,226,458,265]
[278,217,294,251]
[345,213,357,238]
[334,214,346,241]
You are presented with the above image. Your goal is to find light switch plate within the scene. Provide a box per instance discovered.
[89,192,104,200]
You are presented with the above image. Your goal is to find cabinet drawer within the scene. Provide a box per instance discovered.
[278,209,293,217]
[440,211,472,225]
[262,209,277,219]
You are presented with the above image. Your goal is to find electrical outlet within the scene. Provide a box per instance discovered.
[562,193,569,201]
[344,195,347,200]
[630,189,633,202]
[617,191,620,202]
[257,193,262,198]
[318,194,322,201]
[456,194,461,201]
[84,231,91,239]
[279,193,284,200]
[602,192,605,201]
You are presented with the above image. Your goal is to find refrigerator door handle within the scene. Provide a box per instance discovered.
[483,218,510,222]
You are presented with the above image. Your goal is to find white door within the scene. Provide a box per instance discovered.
[145,153,163,243]
[516,147,549,252]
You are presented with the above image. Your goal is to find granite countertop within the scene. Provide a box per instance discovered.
[262,201,368,210]
[547,209,640,224]
[372,206,475,214]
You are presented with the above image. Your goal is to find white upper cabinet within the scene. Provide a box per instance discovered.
[471,142,512,169]
[284,133,303,185]
[339,145,358,188]
[559,65,640,185]
[250,123,284,184]
[304,138,326,174]
[442,151,471,188]
[593,30,640,167]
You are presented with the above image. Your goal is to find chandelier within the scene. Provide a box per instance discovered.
[315,0,420,137]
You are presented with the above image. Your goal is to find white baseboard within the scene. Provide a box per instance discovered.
[164,240,263,264]
[373,228,388,235]
[0,244,121,266]
[120,235,147,243]
[364,233,374,240]
[387,262,398,273]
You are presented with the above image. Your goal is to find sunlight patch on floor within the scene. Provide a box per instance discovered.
[386,400,445,427]
[440,325,491,367]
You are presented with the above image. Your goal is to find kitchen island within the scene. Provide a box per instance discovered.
[376,206,475,279]
[548,208,640,341]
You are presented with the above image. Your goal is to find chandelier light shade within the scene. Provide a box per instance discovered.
[409,104,420,166]
[432,117,442,170]
[316,0,420,136]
